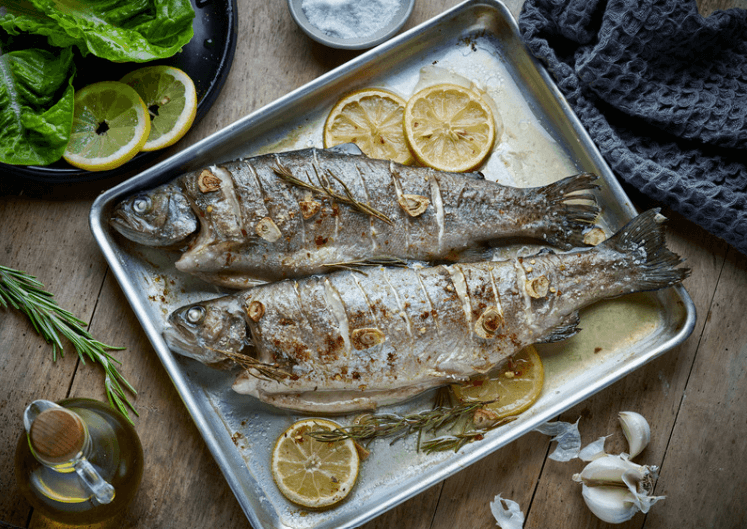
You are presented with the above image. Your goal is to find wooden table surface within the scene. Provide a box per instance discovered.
[2,0,746,528]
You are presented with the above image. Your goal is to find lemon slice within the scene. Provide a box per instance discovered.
[324,88,414,164]
[271,418,360,508]
[120,66,197,151]
[452,346,544,420]
[403,83,496,172]
[63,81,150,172]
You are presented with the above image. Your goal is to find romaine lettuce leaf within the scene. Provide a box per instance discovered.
[0,0,194,63]
[0,41,75,165]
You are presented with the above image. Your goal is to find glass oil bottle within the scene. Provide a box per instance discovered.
[15,398,144,525]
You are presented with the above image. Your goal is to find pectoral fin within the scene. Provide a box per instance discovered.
[537,312,581,343]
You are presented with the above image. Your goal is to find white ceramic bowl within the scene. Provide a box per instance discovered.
[287,0,416,50]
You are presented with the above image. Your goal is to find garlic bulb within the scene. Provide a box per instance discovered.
[618,411,651,459]
[574,454,664,524]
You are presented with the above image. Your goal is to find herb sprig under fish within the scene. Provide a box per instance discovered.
[163,209,688,413]
[111,145,600,288]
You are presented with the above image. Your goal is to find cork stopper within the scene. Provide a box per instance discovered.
[29,408,85,464]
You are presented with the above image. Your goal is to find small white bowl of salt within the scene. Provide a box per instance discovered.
[288,0,415,50]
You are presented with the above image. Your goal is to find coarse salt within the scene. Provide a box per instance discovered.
[300,0,401,40]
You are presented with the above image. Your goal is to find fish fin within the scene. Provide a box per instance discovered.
[597,208,690,291]
[538,172,600,249]
[465,170,486,180]
[443,244,495,263]
[326,143,364,155]
[537,312,581,343]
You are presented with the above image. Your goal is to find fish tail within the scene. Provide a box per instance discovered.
[538,172,600,249]
[598,208,690,291]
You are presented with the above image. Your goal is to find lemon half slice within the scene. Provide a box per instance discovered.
[120,66,197,152]
[324,88,414,164]
[403,83,496,172]
[63,81,150,172]
[452,346,544,420]
[271,418,360,508]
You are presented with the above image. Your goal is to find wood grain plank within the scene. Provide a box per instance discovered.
[0,197,111,527]
[521,210,728,529]
[647,247,747,529]
[25,273,251,529]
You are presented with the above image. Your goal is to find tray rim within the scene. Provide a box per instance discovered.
[90,1,697,527]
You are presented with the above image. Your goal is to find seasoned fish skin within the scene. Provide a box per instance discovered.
[112,147,599,287]
[164,210,689,413]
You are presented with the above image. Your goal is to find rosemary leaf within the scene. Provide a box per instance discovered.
[0,265,137,423]
[307,400,492,452]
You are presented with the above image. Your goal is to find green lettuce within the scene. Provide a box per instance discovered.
[0,0,195,63]
[0,41,75,165]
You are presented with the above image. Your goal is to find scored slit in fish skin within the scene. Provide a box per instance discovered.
[163,209,690,413]
[110,146,600,288]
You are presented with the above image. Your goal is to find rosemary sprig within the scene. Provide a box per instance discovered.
[208,346,291,382]
[308,400,497,452]
[273,160,393,225]
[321,257,410,274]
[0,265,137,422]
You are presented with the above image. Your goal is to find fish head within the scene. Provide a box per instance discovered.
[110,183,198,246]
[163,296,251,368]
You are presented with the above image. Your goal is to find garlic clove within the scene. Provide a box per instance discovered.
[618,411,650,459]
[581,484,639,524]
[573,454,647,487]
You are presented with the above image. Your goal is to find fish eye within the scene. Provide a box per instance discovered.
[133,196,152,214]
[186,306,205,324]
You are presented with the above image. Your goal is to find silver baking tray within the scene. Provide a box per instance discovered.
[90,1,696,528]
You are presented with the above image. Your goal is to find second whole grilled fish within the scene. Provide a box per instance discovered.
[163,210,689,413]
[110,145,600,288]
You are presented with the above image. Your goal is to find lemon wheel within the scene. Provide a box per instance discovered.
[120,65,197,151]
[63,81,150,172]
[271,418,360,508]
[403,83,496,173]
[324,88,414,164]
[452,346,544,420]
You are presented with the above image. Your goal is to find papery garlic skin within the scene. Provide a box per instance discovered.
[490,494,525,529]
[581,484,639,524]
[619,411,650,459]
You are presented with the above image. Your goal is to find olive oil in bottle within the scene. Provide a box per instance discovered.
[15,398,144,525]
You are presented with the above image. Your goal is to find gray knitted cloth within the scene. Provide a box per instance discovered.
[519,0,747,254]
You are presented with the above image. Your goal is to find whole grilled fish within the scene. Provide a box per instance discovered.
[163,210,689,413]
[111,145,599,288]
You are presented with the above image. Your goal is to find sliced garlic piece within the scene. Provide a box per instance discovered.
[618,411,651,459]
[398,194,430,217]
[256,217,282,242]
[581,484,639,524]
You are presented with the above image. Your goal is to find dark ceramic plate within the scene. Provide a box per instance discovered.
[2,0,238,184]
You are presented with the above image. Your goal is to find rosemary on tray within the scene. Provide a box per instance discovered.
[209,346,291,382]
[0,265,137,422]
[308,392,515,453]
[273,159,394,225]
[321,257,410,275]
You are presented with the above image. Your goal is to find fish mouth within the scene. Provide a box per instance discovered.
[109,206,154,245]
[163,324,230,367]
